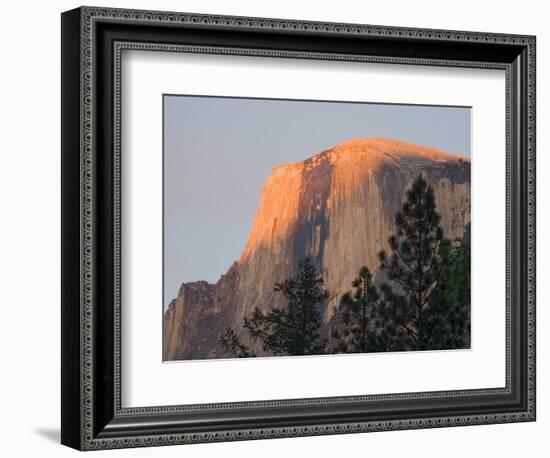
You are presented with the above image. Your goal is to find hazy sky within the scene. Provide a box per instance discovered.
[164,95,471,307]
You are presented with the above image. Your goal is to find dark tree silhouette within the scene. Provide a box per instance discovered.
[331,266,380,354]
[220,328,256,358]
[221,257,329,357]
[375,174,448,351]
[423,228,471,349]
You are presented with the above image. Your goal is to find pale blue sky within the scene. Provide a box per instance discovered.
[164,95,471,307]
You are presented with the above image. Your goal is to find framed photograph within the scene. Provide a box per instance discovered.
[61,6,536,450]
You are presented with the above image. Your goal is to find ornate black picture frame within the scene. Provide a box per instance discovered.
[61,6,536,450]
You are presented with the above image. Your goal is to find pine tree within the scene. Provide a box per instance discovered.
[220,328,256,358]
[332,266,380,353]
[375,174,447,351]
[424,228,471,349]
[220,257,329,357]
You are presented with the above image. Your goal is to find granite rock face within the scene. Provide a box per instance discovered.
[164,138,471,360]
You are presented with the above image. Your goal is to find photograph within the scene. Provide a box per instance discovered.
[163,96,472,361]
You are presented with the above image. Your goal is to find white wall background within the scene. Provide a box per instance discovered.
[0,0,545,456]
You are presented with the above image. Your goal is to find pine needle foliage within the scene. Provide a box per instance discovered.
[331,266,380,353]
[375,175,449,351]
[221,257,329,357]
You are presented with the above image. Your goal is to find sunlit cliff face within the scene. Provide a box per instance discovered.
[164,138,471,360]
[240,137,470,263]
